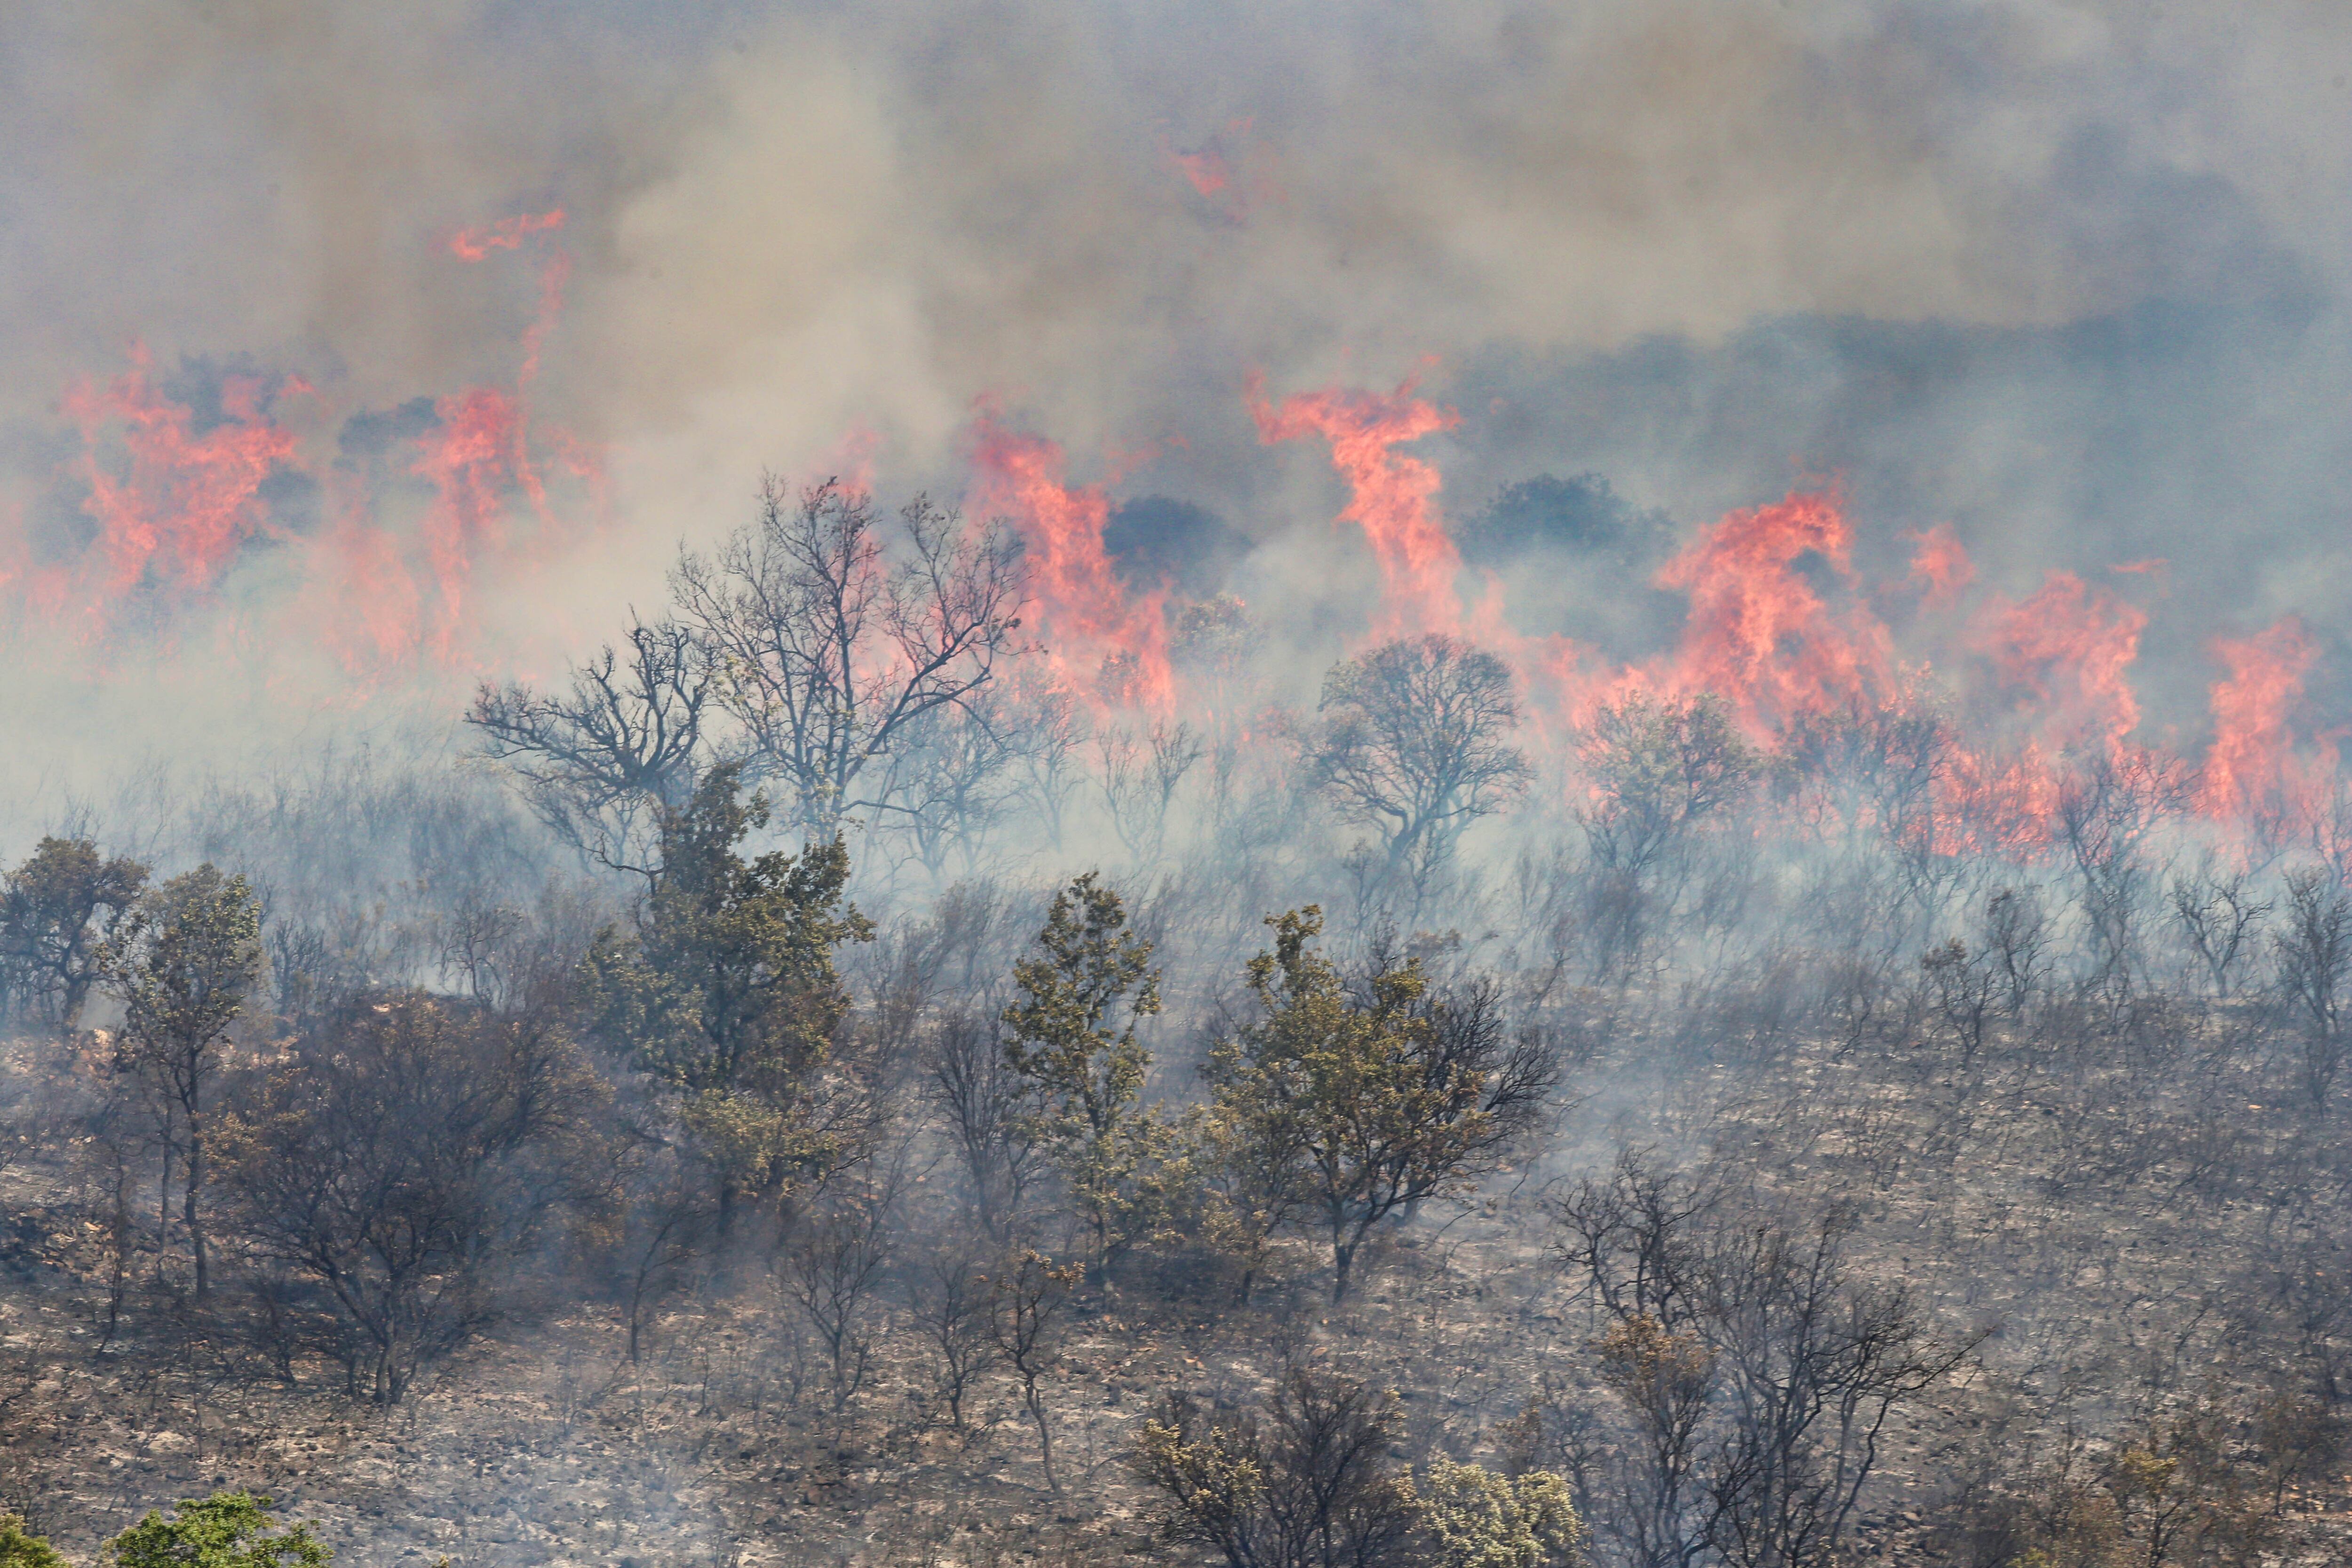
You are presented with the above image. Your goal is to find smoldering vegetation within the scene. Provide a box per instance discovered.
[7,2,2352,1564]
[1,477,2351,1568]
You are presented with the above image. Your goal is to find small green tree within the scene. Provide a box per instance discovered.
[106,1492,330,1568]
[0,1512,66,1568]
[1206,908,1553,1302]
[1001,874,1188,1272]
[1411,1458,1585,1568]
[582,764,873,1216]
[0,836,148,1034]
[2274,866,2352,1106]
[105,865,264,1298]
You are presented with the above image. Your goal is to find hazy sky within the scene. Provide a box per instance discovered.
[4,1,2350,754]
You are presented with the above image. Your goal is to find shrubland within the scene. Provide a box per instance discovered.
[2,481,2349,1566]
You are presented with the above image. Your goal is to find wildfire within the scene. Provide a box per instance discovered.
[1248,371,1463,642]
[449,208,566,261]
[1654,486,1889,735]
[970,370,2340,858]
[6,317,2342,857]
[59,353,298,610]
[968,412,1172,711]
[2200,616,2323,824]
[1170,144,1229,199]
[4,210,597,682]
[1971,571,2147,756]
[1164,120,1271,221]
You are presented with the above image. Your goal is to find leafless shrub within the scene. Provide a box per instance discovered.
[1315,634,1532,890]
[2272,866,2351,1106]
[906,1241,1000,1432]
[1917,939,1998,1069]
[1098,719,1204,864]
[1555,1154,1977,1568]
[670,477,1025,836]
[987,1248,1084,1493]
[620,1168,711,1367]
[215,991,611,1403]
[2170,858,2272,999]
[1980,885,2052,1019]
[2057,750,2187,1003]
[777,1171,900,1416]
[467,614,713,875]
[928,1008,1039,1244]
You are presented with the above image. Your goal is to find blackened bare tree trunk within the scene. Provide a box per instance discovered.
[988,1249,1081,1493]
[2275,867,2352,1107]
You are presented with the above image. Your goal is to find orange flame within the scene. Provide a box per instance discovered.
[449,208,566,262]
[1904,523,1974,608]
[58,352,298,612]
[1171,146,1228,198]
[968,411,1170,710]
[1163,120,1271,221]
[2200,616,2321,822]
[1654,487,1888,733]
[344,209,581,668]
[1970,571,2147,754]
[1938,743,2064,859]
[1248,371,1463,641]
[5,209,598,684]
[410,387,536,650]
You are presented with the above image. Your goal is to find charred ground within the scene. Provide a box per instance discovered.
[3,659,2352,1567]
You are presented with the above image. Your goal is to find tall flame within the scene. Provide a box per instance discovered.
[1248,371,1463,641]
[4,210,597,683]
[411,388,533,648]
[1971,571,2147,755]
[968,412,1170,710]
[2200,616,2321,823]
[60,352,298,609]
[13,305,2350,858]
[1655,487,1888,732]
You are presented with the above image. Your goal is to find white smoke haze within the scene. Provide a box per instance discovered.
[17,13,2352,1561]
[3,0,2351,802]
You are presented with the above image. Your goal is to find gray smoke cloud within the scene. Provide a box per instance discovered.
[3,0,2350,793]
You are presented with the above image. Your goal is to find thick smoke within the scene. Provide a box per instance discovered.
[16,12,2352,1560]
[3,1,2351,791]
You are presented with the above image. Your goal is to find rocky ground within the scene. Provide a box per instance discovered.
[7,1002,2352,1565]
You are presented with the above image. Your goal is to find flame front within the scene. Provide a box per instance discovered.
[6,326,2343,862]
[4,211,600,685]
[2200,616,2323,826]
[1249,372,1463,642]
[60,355,297,615]
[969,413,1171,713]
[1655,487,1888,735]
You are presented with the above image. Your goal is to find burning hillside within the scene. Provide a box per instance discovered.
[2,212,598,683]
[10,8,2352,1568]
[8,304,2344,876]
